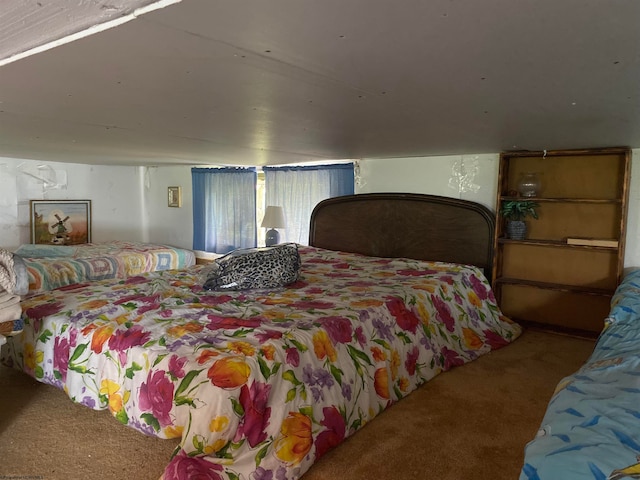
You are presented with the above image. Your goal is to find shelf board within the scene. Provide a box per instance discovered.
[513,319,600,340]
[497,238,619,250]
[494,277,615,296]
[500,196,621,204]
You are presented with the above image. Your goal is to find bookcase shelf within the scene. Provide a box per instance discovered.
[492,147,630,335]
[497,238,619,251]
[494,277,615,297]
[500,197,622,204]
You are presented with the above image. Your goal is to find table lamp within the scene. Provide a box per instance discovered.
[261,206,286,246]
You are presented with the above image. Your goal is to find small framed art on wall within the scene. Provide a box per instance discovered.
[30,200,92,245]
[168,186,182,207]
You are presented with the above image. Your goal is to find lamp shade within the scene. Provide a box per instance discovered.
[261,206,286,228]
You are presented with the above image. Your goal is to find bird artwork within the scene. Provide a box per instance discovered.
[608,455,640,480]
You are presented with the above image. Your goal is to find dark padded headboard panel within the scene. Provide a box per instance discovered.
[308,193,495,279]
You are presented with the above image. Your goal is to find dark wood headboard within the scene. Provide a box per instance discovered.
[308,193,495,279]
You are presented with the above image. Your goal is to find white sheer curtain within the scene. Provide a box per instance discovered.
[192,167,257,253]
[263,164,354,245]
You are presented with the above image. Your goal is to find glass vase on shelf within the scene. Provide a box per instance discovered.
[517,172,541,198]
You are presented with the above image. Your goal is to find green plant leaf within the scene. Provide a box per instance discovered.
[500,200,539,221]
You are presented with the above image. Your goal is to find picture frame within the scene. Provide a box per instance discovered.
[30,200,92,245]
[168,186,182,208]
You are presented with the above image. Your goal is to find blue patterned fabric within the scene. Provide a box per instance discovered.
[520,269,640,479]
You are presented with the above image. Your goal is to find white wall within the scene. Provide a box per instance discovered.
[0,158,196,251]
[2,151,640,269]
[143,166,193,249]
[356,153,498,209]
[0,157,152,250]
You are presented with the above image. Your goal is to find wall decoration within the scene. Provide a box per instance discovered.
[17,162,68,190]
[168,186,182,207]
[448,156,481,195]
[30,200,91,245]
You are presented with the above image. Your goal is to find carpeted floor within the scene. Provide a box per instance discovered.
[0,328,595,480]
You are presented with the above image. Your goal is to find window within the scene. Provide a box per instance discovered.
[263,163,354,244]
[192,167,257,254]
[192,163,354,252]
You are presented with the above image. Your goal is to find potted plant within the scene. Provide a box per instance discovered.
[500,200,539,240]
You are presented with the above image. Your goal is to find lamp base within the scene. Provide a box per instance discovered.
[265,229,280,246]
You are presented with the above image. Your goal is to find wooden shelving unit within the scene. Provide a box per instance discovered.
[492,147,631,337]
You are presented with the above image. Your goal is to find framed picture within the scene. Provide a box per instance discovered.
[168,186,182,207]
[30,200,92,245]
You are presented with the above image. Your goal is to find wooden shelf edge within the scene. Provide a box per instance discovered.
[497,238,619,251]
[495,277,615,296]
[512,319,600,340]
[500,196,622,204]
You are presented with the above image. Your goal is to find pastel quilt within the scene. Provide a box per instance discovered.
[520,269,640,480]
[3,246,521,480]
[17,241,195,294]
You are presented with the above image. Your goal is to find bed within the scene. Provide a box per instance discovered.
[15,240,196,295]
[520,268,640,480]
[2,193,521,480]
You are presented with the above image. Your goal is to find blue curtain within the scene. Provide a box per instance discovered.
[192,167,257,253]
[263,163,354,244]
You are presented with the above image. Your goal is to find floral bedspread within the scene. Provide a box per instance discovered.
[16,241,195,295]
[3,245,521,480]
[520,269,640,480]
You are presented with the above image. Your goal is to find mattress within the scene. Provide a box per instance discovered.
[16,241,195,294]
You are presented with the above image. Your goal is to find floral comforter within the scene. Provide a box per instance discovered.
[520,269,640,480]
[16,241,195,295]
[3,245,521,480]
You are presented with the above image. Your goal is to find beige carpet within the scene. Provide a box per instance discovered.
[0,328,595,480]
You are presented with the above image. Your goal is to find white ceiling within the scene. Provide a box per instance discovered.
[0,0,639,167]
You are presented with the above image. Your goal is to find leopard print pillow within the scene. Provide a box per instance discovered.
[203,243,301,291]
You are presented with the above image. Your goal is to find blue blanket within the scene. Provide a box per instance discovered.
[521,269,640,480]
